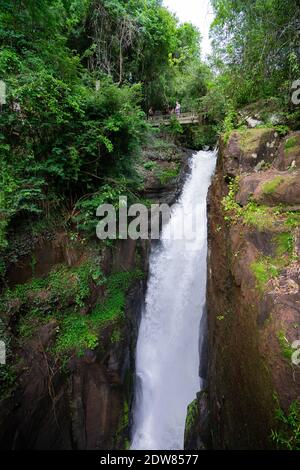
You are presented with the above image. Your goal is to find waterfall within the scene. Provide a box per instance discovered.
[131,150,217,450]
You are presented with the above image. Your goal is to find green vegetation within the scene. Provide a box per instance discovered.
[216,315,225,321]
[0,365,17,400]
[158,166,180,185]
[53,269,144,356]
[1,277,47,307]
[242,203,279,232]
[272,400,300,450]
[239,128,267,153]
[111,329,122,344]
[284,137,298,152]
[197,1,300,134]
[0,0,299,451]
[277,331,294,362]
[222,106,238,144]
[285,212,300,229]
[262,177,285,195]
[251,259,279,292]
[114,398,130,448]
[182,124,217,149]
[274,125,290,137]
[250,228,296,293]
[164,116,184,139]
[274,233,294,258]
[142,158,180,185]
[0,0,211,250]
[222,179,277,230]
[1,259,101,311]
[185,398,198,434]
[221,178,277,230]
[222,177,242,224]
[0,254,143,357]
[210,0,300,109]
[221,178,299,253]
[143,161,158,171]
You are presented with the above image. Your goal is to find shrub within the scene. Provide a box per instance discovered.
[272,400,300,450]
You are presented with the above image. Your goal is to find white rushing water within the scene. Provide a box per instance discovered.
[131,150,217,450]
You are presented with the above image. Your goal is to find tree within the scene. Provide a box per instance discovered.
[210,0,300,107]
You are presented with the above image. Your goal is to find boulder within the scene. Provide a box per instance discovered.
[275,131,300,170]
[237,170,300,207]
[223,128,280,174]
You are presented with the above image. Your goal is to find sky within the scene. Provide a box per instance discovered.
[163,0,214,57]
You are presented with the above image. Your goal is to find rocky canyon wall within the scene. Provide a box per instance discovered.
[186,128,300,450]
[0,141,191,450]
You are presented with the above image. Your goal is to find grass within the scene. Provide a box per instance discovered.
[274,232,294,258]
[273,231,296,269]
[262,176,285,195]
[242,203,279,231]
[251,258,279,292]
[273,125,290,136]
[250,229,295,293]
[223,197,281,232]
[222,177,297,235]
[54,313,99,354]
[0,260,102,312]
[284,136,300,159]
[222,179,297,293]
[284,137,298,152]
[222,177,279,230]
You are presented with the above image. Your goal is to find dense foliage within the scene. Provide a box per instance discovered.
[209,0,300,108]
[0,0,208,248]
[3,0,298,248]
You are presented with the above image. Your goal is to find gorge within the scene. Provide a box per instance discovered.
[131,150,216,450]
[0,0,300,453]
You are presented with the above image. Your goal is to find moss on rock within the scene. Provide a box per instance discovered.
[262,176,285,195]
[185,398,198,435]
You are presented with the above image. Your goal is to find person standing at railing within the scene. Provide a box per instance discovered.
[175,101,181,117]
[148,106,154,119]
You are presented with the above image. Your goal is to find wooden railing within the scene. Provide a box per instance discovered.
[148,112,199,126]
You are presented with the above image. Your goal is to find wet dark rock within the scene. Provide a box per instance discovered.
[184,391,211,450]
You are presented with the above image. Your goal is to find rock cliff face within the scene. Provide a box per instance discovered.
[0,142,190,450]
[186,128,300,450]
[0,234,148,450]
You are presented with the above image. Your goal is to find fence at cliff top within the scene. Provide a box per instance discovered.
[148,112,200,126]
